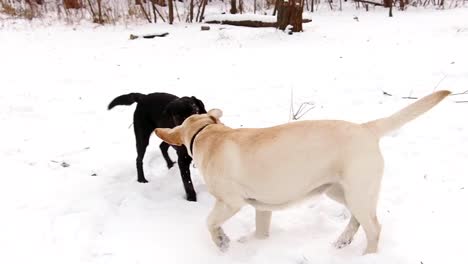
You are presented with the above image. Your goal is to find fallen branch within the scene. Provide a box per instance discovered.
[204,18,312,28]
[129,33,169,40]
[205,19,276,27]
[354,0,385,6]
[455,101,468,103]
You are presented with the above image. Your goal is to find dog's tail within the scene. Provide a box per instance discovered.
[363,90,451,138]
[107,93,146,110]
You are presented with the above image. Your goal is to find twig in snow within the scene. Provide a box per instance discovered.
[382,90,393,96]
[432,74,447,92]
[289,88,315,121]
[294,102,315,120]
[450,90,468,96]
[51,160,70,167]
[455,101,468,103]
[381,90,417,99]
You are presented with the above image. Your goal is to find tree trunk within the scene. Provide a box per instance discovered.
[199,0,208,22]
[273,0,280,15]
[97,0,103,24]
[277,0,303,32]
[388,0,393,16]
[189,0,194,22]
[138,1,152,23]
[383,0,392,7]
[86,0,96,18]
[230,0,237,14]
[168,0,174,24]
[151,2,157,22]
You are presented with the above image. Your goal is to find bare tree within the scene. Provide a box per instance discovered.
[199,0,208,22]
[230,0,237,14]
[389,0,393,16]
[277,0,303,32]
[188,0,194,22]
[96,0,104,23]
[167,0,174,24]
[137,0,151,23]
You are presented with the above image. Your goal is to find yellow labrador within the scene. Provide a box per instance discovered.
[155,90,450,254]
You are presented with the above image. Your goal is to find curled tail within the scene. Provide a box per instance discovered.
[107,93,146,110]
[363,90,451,138]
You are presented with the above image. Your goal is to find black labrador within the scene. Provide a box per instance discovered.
[108,92,207,201]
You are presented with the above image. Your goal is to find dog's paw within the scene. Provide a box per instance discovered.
[138,178,149,183]
[214,228,230,252]
[186,193,197,202]
[167,161,176,169]
[255,229,270,240]
[333,237,352,249]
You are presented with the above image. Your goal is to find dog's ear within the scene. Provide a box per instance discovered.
[154,128,183,146]
[191,96,207,114]
[208,108,223,119]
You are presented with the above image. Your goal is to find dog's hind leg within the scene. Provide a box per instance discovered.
[207,200,241,252]
[159,142,175,169]
[342,164,383,254]
[175,147,197,202]
[134,119,152,183]
[346,202,380,255]
[326,185,360,249]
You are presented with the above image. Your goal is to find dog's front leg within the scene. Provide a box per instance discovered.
[207,200,240,252]
[255,210,271,239]
[175,147,197,202]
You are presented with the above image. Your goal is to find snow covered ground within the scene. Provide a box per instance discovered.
[1,6,468,264]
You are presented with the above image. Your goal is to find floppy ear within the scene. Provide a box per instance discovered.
[154,128,183,146]
[208,108,223,119]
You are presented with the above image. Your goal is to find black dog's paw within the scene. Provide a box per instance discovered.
[138,178,149,183]
[186,193,197,202]
[167,161,176,169]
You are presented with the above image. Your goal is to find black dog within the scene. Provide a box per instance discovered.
[108,92,207,201]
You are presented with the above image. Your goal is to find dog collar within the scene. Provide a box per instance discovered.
[189,124,212,156]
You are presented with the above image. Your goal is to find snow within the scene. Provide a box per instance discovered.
[1,6,468,264]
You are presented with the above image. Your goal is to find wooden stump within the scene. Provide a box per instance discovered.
[277,0,303,32]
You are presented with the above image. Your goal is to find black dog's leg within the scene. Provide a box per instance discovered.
[159,142,175,169]
[134,121,152,183]
[175,146,197,202]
